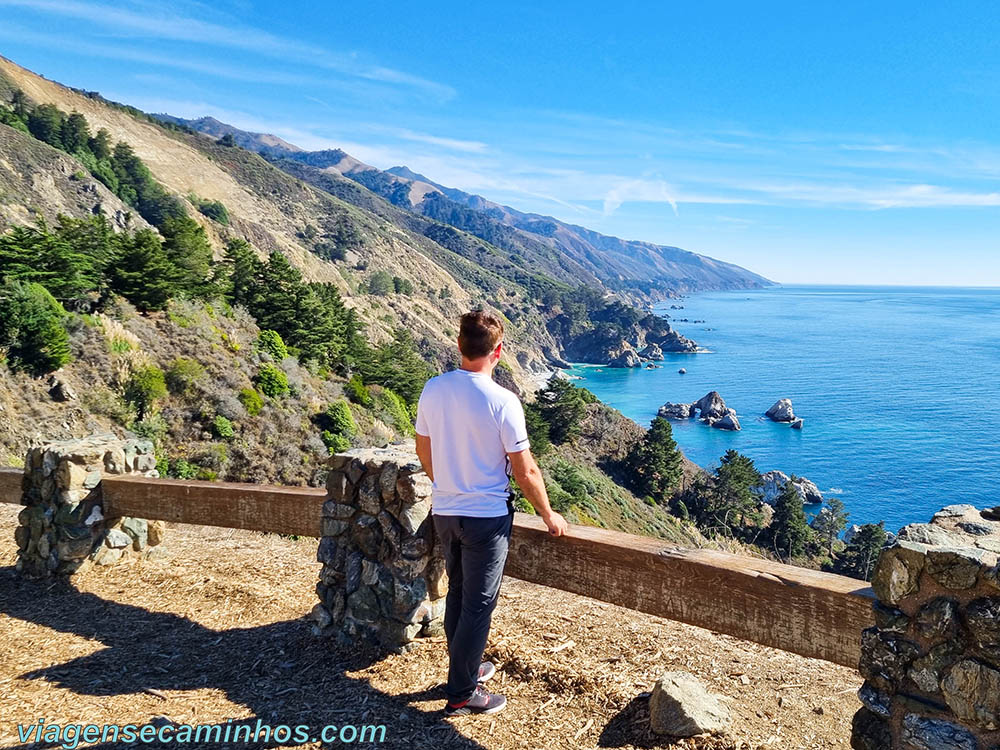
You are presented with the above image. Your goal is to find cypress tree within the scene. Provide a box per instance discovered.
[108,229,174,311]
[160,216,213,297]
[0,280,71,374]
[771,478,812,560]
[62,112,91,154]
[625,416,683,501]
[27,104,64,147]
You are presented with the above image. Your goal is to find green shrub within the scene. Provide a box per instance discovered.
[196,468,218,481]
[321,431,351,454]
[238,387,263,416]
[345,374,372,406]
[374,388,413,436]
[123,365,167,420]
[170,459,198,479]
[325,400,357,436]
[257,329,288,361]
[0,280,71,375]
[366,270,394,296]
[212,415,235,439]
[255,364,289,398]
[165,357,205,396]
[195,198,229,225]
[132,415,168,445]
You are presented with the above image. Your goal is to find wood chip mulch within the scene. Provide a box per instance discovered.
[0,505,861,749]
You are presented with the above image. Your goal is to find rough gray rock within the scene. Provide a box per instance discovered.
[639,342,664,360]
[900,714,978,750]
[754,471,823,505]
[766,398,796,422]
[658,402,696,420]
[678,367,687,374]
[648,671,731,737]
[608,346,642,368]
[790,418,804,429]
[714,411,741,431]
[694,391,729,420]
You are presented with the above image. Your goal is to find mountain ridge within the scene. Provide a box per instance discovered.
[158,114,772,296]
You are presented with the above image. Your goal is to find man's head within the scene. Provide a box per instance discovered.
[458,310,504,369]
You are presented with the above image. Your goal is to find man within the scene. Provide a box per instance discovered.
[415,310,569,717]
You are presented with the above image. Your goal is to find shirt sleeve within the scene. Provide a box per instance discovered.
[415,386,431,437]
[499,398,530,453]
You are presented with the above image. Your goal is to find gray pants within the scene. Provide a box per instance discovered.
[433,509,513,703]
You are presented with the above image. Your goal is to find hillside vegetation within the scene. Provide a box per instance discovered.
[0,56,885,572]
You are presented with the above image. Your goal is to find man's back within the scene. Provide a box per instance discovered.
[415,369,528,517]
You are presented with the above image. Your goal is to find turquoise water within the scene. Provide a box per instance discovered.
[571,286,1000,532]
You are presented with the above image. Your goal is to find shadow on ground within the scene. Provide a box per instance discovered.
[0,566,485,750]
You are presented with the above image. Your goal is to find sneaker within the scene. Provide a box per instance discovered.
[478,661,496,683]
[445,685,507,716]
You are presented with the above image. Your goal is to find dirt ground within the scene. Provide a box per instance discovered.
[0,504,862,749]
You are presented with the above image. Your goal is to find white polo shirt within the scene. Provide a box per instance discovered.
[415,368,529,517]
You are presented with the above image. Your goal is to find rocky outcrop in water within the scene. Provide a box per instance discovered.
[639,342,664,360]
[608,345,642,368]
[766,398,796,423]
[659,402,696,419]
[693,391,742,430]
[755,470,823,505]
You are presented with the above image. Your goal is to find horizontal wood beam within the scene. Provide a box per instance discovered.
[0,467,21,505]
[81,475,873,668]
[101,475,326,537]
[506,514,874,669]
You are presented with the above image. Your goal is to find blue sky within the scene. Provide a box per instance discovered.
[2,0,1000,285]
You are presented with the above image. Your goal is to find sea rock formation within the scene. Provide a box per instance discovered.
[691,391,742,430]
[790,418,804,430]
[608,345,642,368]
[659,402,696,420]
[766,398,796,422]
[755,470,823,505]
[678,368,687,374]
[649,671,732,736]
[715,412,741,431]
[695,391,729,420]
[639,342,664,360]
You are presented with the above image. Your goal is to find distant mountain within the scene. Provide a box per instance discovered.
[159,115,772,296]
[152,115,303,156]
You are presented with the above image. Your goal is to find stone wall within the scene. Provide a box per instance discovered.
[15,435,165,577]
[312,447,446,651]
[854,504,1000,750]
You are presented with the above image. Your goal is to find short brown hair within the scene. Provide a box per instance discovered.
[458,310,504,359]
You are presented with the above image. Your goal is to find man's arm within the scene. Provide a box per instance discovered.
[508,449,568,537]
[415,433,434,482]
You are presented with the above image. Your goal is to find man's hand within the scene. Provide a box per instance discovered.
[541,510,568,537]
[508,449,568,538]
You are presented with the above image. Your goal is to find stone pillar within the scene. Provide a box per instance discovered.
[312,447,446,651]
[854,504,1000,750]
[15,434,165,577]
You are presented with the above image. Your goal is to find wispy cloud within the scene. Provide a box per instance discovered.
[0,0,455,100]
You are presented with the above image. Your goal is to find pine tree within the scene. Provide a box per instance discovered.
[534,378,586,445]
[625,416,683,501]
[62,112,91,154]
[835,522,888,581]
[222,239,262,308]
[0,280,71,374]
[771,478,813,560]
[812,497,849,555]
[27,104,64,147]
[160,216,213,297]
[10,89,28,119]
[108,230,174,311]
[88,128,113,160]
[696,450,763,533]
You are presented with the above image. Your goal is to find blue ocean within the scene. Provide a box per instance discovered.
[571,286,1000,532]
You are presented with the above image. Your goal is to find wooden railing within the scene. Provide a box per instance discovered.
[0,466,873,668]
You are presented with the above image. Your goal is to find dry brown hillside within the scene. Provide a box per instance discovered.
[0,56,557,381]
